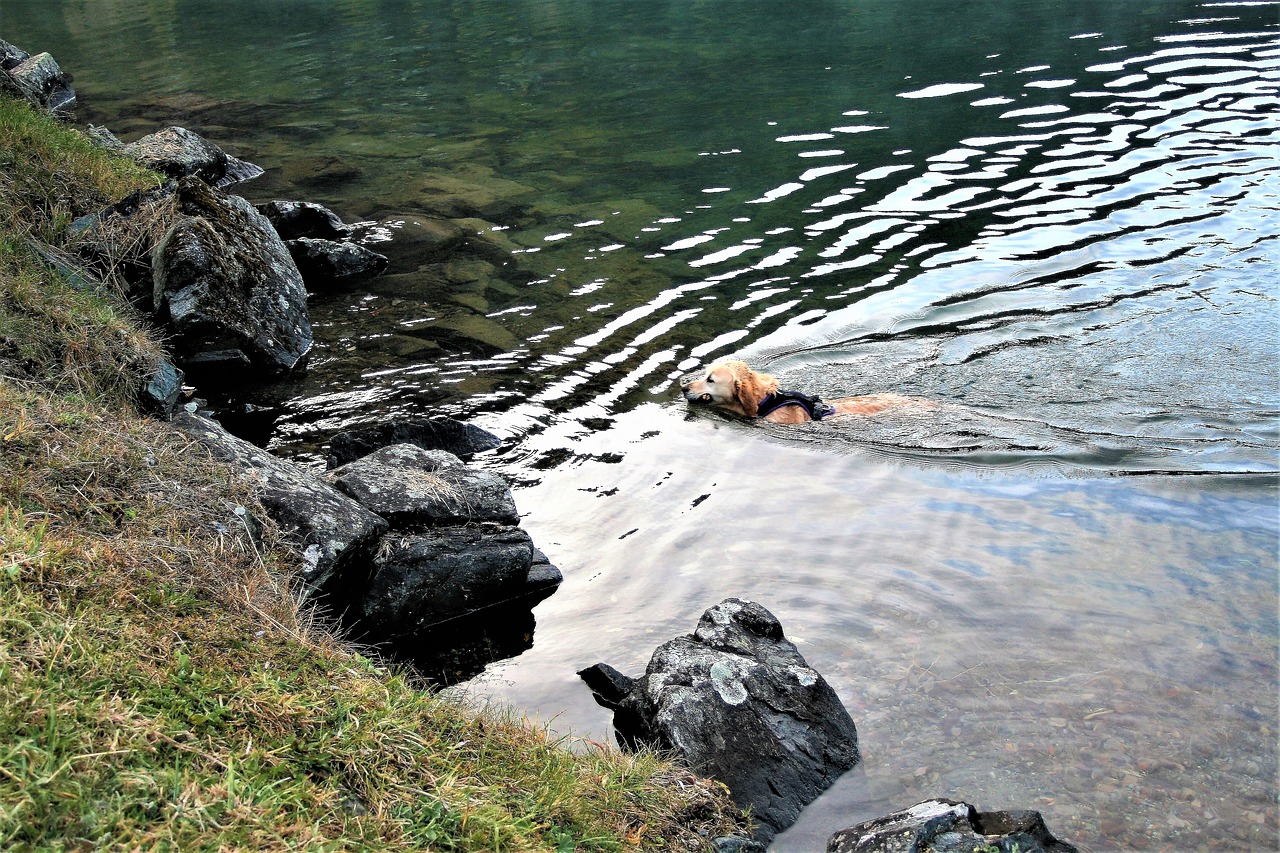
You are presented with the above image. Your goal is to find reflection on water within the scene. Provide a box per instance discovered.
[5,0,1277,849]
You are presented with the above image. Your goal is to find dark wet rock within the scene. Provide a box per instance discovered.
[390,600,540,686]
[173,411,388,592]
[125,126,263,188]
[327,417,502,467]
[287,237,388,289]
[359,524,560,639]
[581,598,861,843]
[576,662,635,711]
[257,200,353,240]
[826,798,1079,853]
[5,51,75,115]
[151,177,312,378]
[324,443,517,527]
[140,358,185,417]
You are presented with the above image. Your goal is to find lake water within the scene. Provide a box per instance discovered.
[5,1,1277,849]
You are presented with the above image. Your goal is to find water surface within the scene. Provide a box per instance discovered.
[4,1,1277,849]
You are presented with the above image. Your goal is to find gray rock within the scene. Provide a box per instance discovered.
[125,126,263,188]
[152,177,312,377]
[287,237,388,288]
[173,411,387,592]
[140,358,185,417]
[582,598,861,843]
[324,443,517,527]
[360,524,559,637]
[826,798,1079,853]
[0,39,30,70]
[256,200,353,240]
[327,417,502,467]
[7,51,75,114]
[86,124,127,153]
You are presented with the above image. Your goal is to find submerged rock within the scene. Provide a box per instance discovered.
[152,177,312,378]
[581,598,861,843]
[826,798,1079,853]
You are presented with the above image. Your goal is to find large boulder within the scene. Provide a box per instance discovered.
[826,799,1079,853]
[323,443,517,527]
[327,417,503,467]
[580,598,861,843]
[125,126,263,188]
[359,524,560,638]
[173,411,387,592]
[152,177,312,377]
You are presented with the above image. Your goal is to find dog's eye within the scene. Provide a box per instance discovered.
[706,376,715,383]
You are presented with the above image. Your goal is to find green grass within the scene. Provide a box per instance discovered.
[0,93,748,849]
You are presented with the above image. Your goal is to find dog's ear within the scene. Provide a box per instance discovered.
[729,361,774,417]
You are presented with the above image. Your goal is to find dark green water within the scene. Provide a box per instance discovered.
[5,1,1277,849]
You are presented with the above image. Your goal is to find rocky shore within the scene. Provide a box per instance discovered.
[2,39,1080,851]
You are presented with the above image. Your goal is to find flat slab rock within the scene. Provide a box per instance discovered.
[581,598,861,843]
[323,443,517,527]
[827,798,1079,853]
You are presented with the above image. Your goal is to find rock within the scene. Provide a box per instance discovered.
[6,51,75,115]
[581,598,861,843]
[0,39,30,70]
[140,358,185,417]
[256,200,353,240]
[151,177,312,378]
[359,524,560,638]
[420,314,522,355]
[324,443,517,527]
[86,124,127,154]
[173,411,387,592]
[287,237,388,288]
[282,154,363,189]
[826,798,1079,853]
[360,215,468,274]
[576,662,635,710]
[327,417,502,467]
[125,126,263,188]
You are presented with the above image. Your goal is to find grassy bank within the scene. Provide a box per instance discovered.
[0,94,746,850]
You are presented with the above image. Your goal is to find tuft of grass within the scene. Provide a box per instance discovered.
[0,94,750,849]
[0,95,159,245]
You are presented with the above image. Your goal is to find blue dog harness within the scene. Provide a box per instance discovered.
[755,389,837,420]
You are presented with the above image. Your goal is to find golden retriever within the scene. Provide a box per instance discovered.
[681,359,913,424]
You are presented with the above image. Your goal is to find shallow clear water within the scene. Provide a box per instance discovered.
[5,1,1278,849]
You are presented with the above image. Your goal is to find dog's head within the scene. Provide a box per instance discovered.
[681,360,779,417]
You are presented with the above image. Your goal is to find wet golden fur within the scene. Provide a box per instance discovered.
[681,359,913,424]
